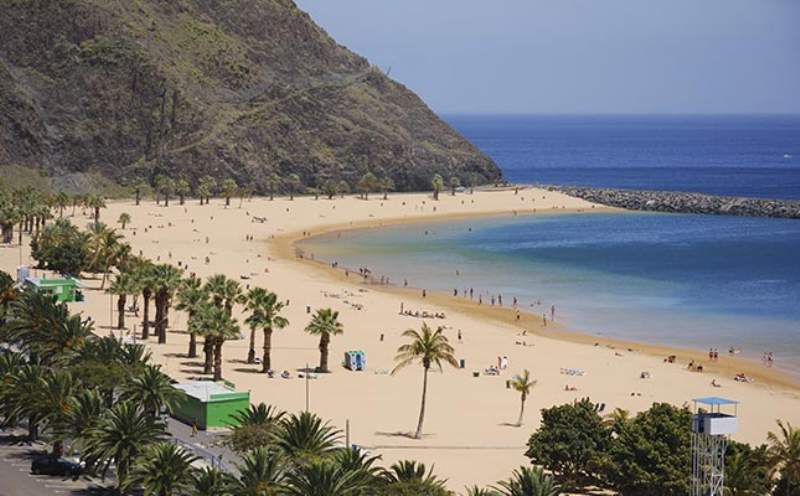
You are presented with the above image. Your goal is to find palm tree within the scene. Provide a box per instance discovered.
[468,172,480,194]
[194,467,235,496]
[509,369,537,427]
[175,275,208,358]
[285,458,373,496]
[267,173,280,201]
[0,269,18,319]
[151,264,184,344]
[244,288,289,370]
[768,420,800,496]
[222,178,238,207]
[133,261,156,339]
[234,447,289,496]
[337,180,350,199]
[392,323,458,439]
[724,443,772,496]
[54,191,70,217]
[432,174,444,201]
[381,176,395,200]
[224,403,285,453]
[175,178,191,206]
[194,303,241,381]
[34,370,79,457]
[83,401,167,495]
[132,442,199,496]
[383,460,450,495]
[304,308,344,373]
[205,274,245,316]
[449,176,461,195]
[465,486,499,496]
[199,175,217,205]
[86,193,106,225]
[492,466,560,496]
[287,174,301,200]
[273,411,341,464]
[60,388,105,465]
[357,172,378,200]
[87,223,125,289]
[117,212,131,230]
[121,364,186,418]
[0,364,46,441]
[109,272,136,329]
[131,178,148,206]
[155,174,175,207]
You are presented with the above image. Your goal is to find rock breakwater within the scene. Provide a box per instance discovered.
[549,186,800,219]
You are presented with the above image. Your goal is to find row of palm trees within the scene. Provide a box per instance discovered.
[0,273,560,495]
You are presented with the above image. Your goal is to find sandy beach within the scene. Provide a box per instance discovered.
[3,187,799,489]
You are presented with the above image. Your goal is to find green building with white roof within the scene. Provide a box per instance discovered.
[172,381,250,430]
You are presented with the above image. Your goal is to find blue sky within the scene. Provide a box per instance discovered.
[296,0,800,115]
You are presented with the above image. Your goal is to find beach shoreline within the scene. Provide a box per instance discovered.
[4,187,798,488]
[273,207,800,392]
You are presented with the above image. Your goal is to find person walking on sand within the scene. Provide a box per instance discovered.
[542,314,547,327]
[550,305,555,321]
[458,329,462,342]
[400,302,404,314]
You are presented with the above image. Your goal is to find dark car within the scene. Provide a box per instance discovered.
[30,456,82,477]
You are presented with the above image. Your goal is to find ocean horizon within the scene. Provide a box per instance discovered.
[444,114,800,199]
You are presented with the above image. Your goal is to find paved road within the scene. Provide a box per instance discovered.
[0,419,239,496]
[0,430,106,496]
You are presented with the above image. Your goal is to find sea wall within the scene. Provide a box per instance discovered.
[548,186,800,219]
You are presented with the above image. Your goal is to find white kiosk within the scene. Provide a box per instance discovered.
[691,396,738,496]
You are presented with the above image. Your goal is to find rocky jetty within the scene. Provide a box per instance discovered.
[549,186,800,219]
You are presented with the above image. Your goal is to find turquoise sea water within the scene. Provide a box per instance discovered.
[300,213,800,375]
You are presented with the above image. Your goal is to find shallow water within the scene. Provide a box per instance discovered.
[300,212,800,375]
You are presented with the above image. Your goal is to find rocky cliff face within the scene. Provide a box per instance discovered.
[0,0,501,192]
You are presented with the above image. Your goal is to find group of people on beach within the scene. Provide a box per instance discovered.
[761,352,775,367]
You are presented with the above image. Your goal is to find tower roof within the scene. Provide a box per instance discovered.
[693,396,738,406]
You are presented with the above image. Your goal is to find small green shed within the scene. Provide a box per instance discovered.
[172,381,250,430]
[23,276,84,303]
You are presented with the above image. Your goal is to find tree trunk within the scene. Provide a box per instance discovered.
[1,223,12,244]
[52,439,63,458]
[135,190,141,205]
[262,327,272,373]
[414,367,429,439]
[117,294,126,329]
[179,194,185,206]
[155,291,168,344]
[213,339,223,381]
[164,194,170,207]
[203,338,213,374]
[141,291,151,339]
[247,327,256,364]
[28,415,38,442]
[269,187,274,201]
[383,191,388,200]
[94,207,100,225]
[18,222,23,245]
[187,323,197,358]
[225,196,230,207]
[433,189,439,201]
[517,395,526,427]
[318,332,329,373]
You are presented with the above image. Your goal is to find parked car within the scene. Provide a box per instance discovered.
[30,455,81,477]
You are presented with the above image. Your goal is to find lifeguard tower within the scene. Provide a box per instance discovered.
[691,396,738,496]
